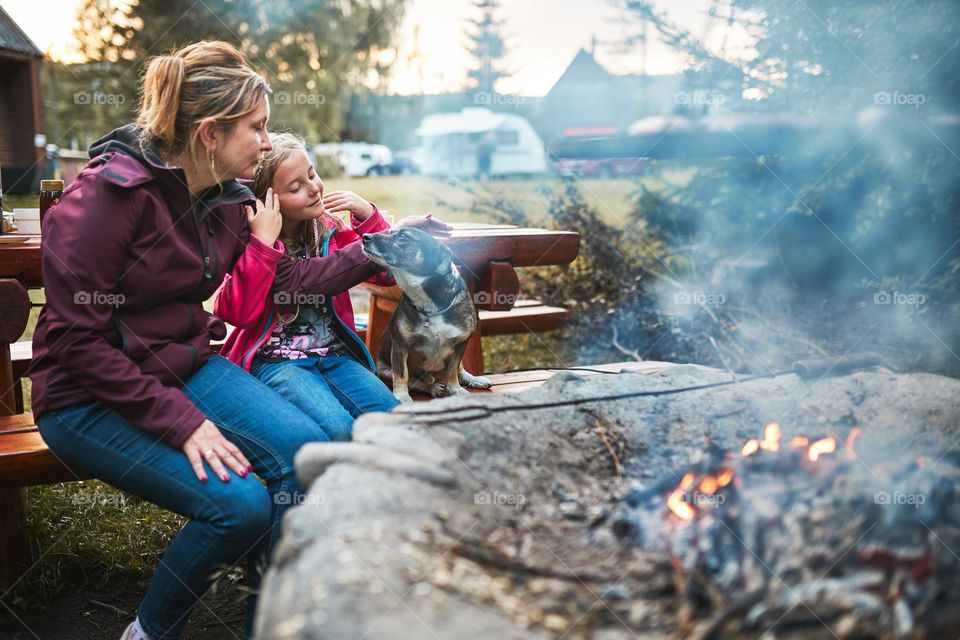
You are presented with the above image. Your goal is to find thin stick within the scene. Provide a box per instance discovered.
[87,599,130,617]
[611,324,643,362]
[594,424,624,485]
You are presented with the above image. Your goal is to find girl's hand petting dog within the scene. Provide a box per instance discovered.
[247,187,282,246]
[323,190,375,221]
[393,213,453,237]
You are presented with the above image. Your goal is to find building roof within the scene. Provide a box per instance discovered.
[416,108,510,136]
[0,5,43,58]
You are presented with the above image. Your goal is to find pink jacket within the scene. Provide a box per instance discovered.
[214,207,394,372]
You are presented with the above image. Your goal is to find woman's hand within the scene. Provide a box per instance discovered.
[247,187,282,246]
[393,213,453,237]
[182,419,252,483]
[323,191,374,221]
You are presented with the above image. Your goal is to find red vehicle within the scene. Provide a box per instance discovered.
[551,126,647,178]
[553,157,647,179]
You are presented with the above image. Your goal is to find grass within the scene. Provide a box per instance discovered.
[6,175,652,608]
[322,174,669,226]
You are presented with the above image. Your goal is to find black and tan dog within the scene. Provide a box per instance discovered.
[361,228,492,403]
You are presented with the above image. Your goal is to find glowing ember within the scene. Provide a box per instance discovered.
[759,422,782,451]
[808,437,837,461]
[845,428,862,457]
[717,468,734,487]
[741,439,760,456]
[789,436,809,448]
[667,473,696,520]
[700,476,719,495]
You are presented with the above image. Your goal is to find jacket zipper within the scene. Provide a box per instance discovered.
[243,306,276,370]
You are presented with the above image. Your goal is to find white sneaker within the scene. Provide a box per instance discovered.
[120,619,152,640]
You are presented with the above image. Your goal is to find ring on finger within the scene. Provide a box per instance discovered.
[202,449,215,457]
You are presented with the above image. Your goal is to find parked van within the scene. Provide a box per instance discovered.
[312,142,393,178]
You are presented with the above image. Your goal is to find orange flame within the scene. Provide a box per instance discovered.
[808,437,837,461]
[789,436,809,448]
[759,422,782,452]
[845,428,862,458]
[742,439,760,456]
[668,473,696,520]
[717,468,734,487]
[700,476,719,495]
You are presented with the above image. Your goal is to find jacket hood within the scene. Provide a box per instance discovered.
[88,124,254,207]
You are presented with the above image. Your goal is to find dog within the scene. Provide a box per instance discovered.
[361,228,492,403]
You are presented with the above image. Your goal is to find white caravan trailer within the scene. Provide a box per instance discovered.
[415,108,547,178]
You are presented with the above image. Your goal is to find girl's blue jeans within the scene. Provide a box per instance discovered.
[36,355,330,639]
[252,354,399,442]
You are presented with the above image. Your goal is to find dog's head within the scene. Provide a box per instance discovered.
[362,228,454,277]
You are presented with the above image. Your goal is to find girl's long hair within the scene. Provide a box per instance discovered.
[252,132,342,259]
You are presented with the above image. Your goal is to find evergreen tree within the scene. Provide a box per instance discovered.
[465,0,509,97]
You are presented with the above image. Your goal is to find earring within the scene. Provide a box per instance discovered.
[208,148,218,181]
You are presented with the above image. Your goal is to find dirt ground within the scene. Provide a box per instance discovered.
[0,572,247,640]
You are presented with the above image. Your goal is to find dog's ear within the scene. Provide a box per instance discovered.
[431,242,454,274]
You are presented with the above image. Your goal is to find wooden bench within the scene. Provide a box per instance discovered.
[0,361,656,590]
[360,283,569,374]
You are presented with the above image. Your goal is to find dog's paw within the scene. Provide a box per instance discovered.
[394,392,414,404]
[448,384,471,397]
[460,374,492,390]
[429,383,449,398]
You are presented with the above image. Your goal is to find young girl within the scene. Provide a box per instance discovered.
[215,133,408,440]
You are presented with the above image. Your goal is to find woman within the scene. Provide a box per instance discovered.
[29,41,384,640]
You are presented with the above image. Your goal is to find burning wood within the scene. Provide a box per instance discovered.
[613,424,960,639]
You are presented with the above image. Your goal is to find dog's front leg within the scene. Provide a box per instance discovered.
[458,364,492,390]
[390,340,414,404]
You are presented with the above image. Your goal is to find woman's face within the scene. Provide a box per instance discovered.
[273,149,325,223]
[213,95,272,181]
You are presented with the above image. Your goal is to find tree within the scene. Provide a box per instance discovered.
[614,0,960,375]
[59,0,407,142]
[465,0,509,97]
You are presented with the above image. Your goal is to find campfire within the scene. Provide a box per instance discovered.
[612,422,960,639]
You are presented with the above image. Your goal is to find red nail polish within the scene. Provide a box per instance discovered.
[223,474,230,482]
[200,475,208,483]
[240,469,248,478]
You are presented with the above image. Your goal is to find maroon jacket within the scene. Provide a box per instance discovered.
[30,125,383,447]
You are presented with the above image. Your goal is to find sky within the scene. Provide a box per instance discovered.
[1,0,753,96]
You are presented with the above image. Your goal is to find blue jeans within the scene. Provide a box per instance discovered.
[252,355,399,442]
[36,356,330,639]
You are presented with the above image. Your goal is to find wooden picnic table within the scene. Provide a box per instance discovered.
[361,222,580,374]
[0,223,581,409]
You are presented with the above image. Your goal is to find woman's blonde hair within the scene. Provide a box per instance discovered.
[138,41,271,162]
[252,132,342,259]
